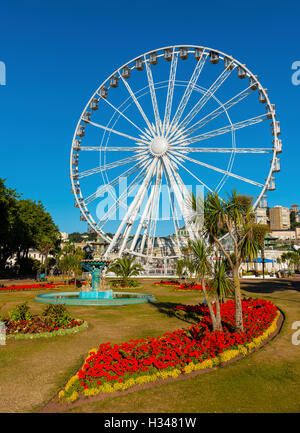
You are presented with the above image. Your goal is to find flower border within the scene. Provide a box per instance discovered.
[57,309,281,404]
[6,320,88,340]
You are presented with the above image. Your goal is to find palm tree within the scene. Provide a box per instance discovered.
[281,252,299,274]
[190,238,222,331]
[108,256,144,287]
[176,257,194,283]
[38,237,55,278]
[200,191,258,333]
[210,260,234,304]
[252,224,270,279]
[57,242,84,286]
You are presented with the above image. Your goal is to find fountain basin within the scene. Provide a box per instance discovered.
[34,291,156,306]
[79,290,114,299]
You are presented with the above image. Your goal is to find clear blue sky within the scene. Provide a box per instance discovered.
[0,0,299,234]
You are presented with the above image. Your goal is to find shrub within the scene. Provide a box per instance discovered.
[42,304,72,327]
[8,302,33,322]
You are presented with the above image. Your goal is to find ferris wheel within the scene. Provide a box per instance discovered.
[70,45,281,260]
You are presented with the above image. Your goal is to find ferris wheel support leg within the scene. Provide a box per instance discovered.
[130,162,162,252]
[162,156,196,241]
[105,159,157,258]
[118,163,157,256]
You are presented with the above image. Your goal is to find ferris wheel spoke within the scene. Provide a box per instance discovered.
[119,73,155,136]
[171,62,236,135]
[168,53,208,133]
[79,146,148,152]
[172,114,268,146]
[162,49,178,136]
[144,58,162,134]
[164,171,183,252]
[170,147,272,154]
[183,86,254,137]
[168,152,214,193]
[104,158,158,257]
[88,120,149,145]
[147,177,161,257]
[101,97,151,137]
[139,170,162,255]
[175,152,264,187]
[129,162,162,252]
[118,163,157,256]
[85,157,149,205]
[96,161,152,232]
[166,157,199,234]
[77,154,146,179]
[162,156,195,240]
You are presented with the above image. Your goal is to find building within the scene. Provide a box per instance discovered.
[270,230,296,240]
[291,204,300,223]
[60,232,69,242]
[254,207,268,225]
[269,206,290,230]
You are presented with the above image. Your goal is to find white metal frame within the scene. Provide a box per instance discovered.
[70,45,280,260]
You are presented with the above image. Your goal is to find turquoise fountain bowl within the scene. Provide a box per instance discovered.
[34,290,156,306]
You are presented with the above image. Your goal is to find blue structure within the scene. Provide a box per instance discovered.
[34,291,156,306]
[34,256,156,306]
[80,259,111,298]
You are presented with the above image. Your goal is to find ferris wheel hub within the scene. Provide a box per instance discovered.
[150,136,169,156]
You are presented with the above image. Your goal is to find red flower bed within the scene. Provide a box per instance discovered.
[76,298,278,388]
[154,282,180,286]
[176,283,208,291]
[2,316,83,334]
[154,281,209,290]
[0,282,78,292]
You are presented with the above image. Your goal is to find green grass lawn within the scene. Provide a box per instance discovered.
[0,278,300,413]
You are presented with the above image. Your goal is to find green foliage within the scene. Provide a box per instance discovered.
[176,258,194,280]
[210,261,234,302]
[57,243,84,282]
[68,232,97,243]
[42,304,72,326]
[281,252,299,273]
[108,257,144,286]
[0,178,60,275]
[190,239,212,280]
[8,302,33,322]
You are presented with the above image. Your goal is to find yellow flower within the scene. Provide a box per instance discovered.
[66,391,78,403]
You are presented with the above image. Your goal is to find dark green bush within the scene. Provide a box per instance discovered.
[42,304,72,326]
[8,302,33,322]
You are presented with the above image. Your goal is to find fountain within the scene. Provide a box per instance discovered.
[34,240,156,306]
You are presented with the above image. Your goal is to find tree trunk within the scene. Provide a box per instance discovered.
[44,253,48,278]
[214,296,223,332]
[262,245,265,280]
[201,278,218,331]
[233,265,244,333]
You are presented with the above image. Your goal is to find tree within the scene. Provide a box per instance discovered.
[0,179,60,275]
[210,260,234,304]
[190,238,223,332]
[0,178,20,271]
[201,191,258,333]
[38,237,55,277]
[108,257,143,286]
[252,224,270,279]
[58,242,84,286]
[176,257,194,283]
[281,252,299,274]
